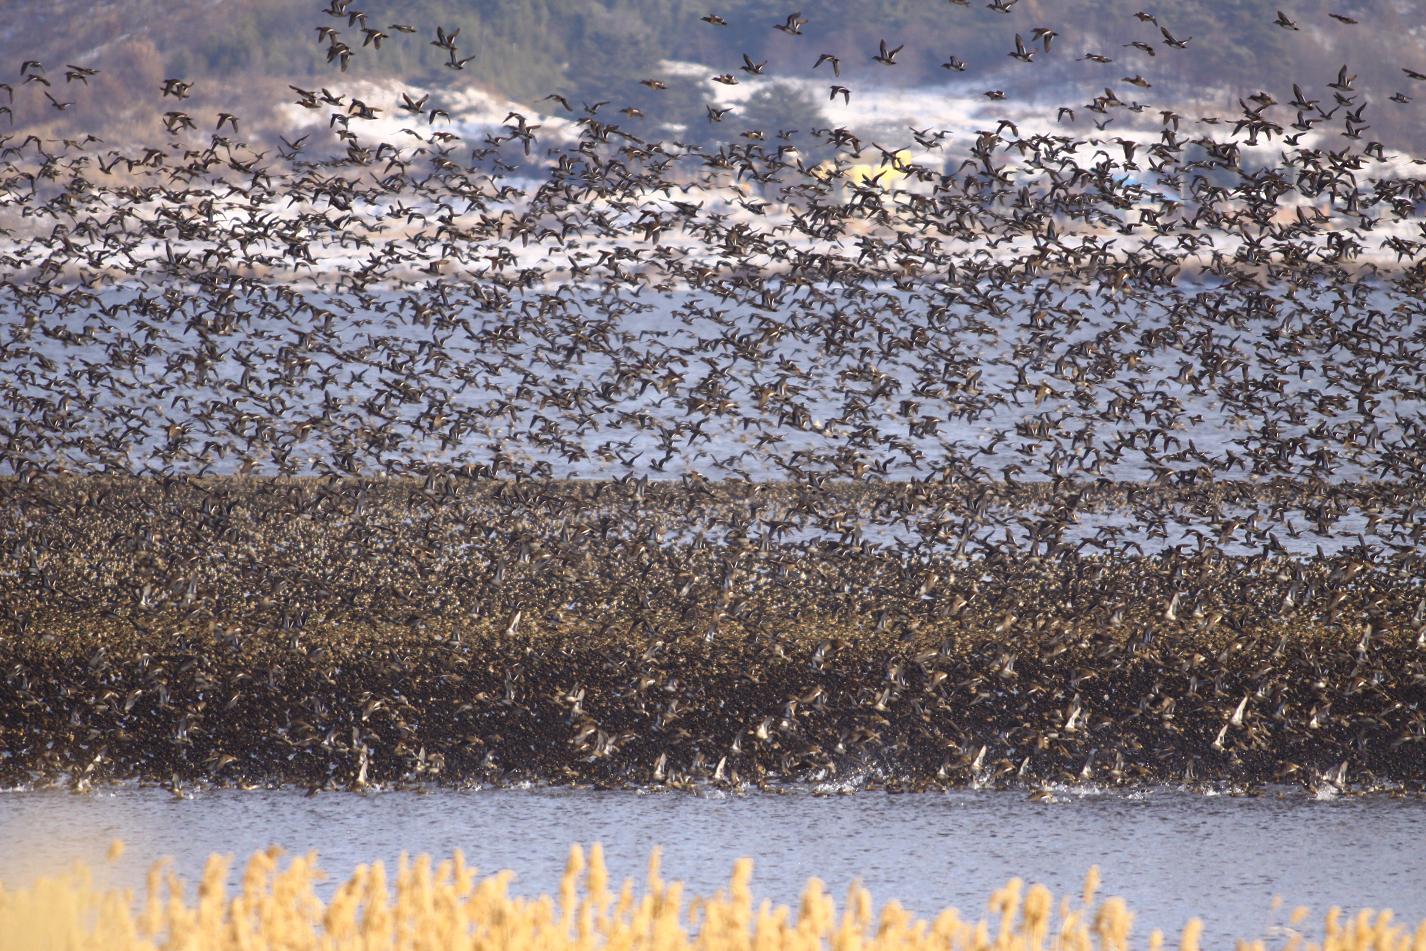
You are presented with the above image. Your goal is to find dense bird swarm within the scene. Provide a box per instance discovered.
[2,477,1424,792]
[2,1,1426,792]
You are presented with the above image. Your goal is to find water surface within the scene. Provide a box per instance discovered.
[3,786,1422,946]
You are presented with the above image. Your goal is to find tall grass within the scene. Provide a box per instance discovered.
[1,841,1422,951]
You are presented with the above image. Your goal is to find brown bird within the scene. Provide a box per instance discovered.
[873,39,904,65]
[774,11,807,34]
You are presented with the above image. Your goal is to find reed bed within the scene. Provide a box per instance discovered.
[3,842,1423,951]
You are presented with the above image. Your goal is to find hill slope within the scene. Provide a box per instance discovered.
[4,0,1425,148]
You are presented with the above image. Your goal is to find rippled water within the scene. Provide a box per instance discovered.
[3,786,1423,945]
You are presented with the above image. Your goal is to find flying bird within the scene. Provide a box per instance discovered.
[873,39,904,65]
[775,12,807,34]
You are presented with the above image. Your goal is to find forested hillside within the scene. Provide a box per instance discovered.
[5,0,1426,147]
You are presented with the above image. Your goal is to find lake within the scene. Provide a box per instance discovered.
[3,785,1423,947]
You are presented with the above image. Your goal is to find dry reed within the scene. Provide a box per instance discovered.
[2,841,1423,951]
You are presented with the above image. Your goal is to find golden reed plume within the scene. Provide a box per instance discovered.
[1,840,1423,951]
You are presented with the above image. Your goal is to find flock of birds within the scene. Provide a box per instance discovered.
[4,476,1425,793]
[1,1,1425,793]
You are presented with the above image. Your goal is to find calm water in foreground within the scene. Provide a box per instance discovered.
[2,786,1424,944]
